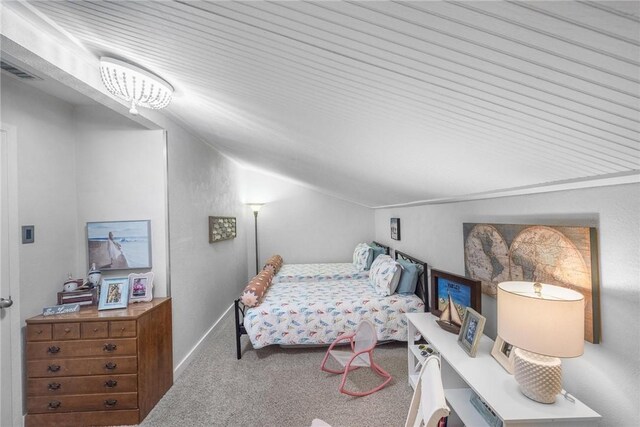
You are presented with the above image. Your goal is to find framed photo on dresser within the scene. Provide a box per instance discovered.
[98,277,129,310]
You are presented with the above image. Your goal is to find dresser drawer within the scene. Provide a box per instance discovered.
[27,338,137,359]
[27,392,138,414]
[25,409,140,427]
[27,324,52,341]
[27,374,138,396]
[53,323,80,340]
[110,320,136,337]
[27,356,138,378]
[81,321,109,339]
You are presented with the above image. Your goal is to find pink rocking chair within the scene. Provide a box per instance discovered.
[320,320,392,396]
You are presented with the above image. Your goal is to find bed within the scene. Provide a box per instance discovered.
[271,241,390,283]
[235,250,428,358]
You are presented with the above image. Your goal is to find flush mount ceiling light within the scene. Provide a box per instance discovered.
[99,57,173,115]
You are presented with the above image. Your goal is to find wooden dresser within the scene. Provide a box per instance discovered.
[25,297,172,427]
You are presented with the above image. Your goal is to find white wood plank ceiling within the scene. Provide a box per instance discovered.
[19,1,640,206]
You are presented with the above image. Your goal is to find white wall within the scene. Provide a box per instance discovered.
[74,106,168,295]
[374,183,640,426]
[1,77,79,322]
[167,124,248,372]
[240,168,374,275]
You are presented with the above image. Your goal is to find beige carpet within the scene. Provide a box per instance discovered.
[140,311,414,427]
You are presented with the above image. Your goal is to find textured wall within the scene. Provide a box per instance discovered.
[2,77,78,321]
[167,124,247,371]
[240,168,374,274]
[374,183,640,426]
[74,106,168,295]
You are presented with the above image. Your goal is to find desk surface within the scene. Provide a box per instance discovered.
[406,312,600,424]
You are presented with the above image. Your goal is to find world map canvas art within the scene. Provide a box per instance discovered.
[463,223,600,343]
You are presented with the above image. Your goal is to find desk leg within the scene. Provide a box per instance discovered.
[407,319,416,387]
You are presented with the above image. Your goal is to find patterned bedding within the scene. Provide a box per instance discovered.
[244,279,425,349]
[272,263,369,283]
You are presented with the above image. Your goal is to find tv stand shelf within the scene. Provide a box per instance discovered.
[406,313,600,427]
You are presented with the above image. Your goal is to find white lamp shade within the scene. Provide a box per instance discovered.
[248,203,264,213]
[497,281,584,358]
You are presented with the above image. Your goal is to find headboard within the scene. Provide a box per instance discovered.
[372,241,390,255]
[395,250,429,311]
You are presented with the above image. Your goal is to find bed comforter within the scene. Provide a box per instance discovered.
[244,279,425,349]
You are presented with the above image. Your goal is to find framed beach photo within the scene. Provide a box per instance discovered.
[128,272,154,303]
[457,307,486,357]
[491,335,516,374]
[87,220,151,271]
[98,277,129,310]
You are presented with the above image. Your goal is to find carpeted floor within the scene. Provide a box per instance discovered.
[140,310,413,427]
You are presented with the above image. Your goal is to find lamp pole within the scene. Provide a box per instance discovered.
[253,210,259,275]
[248,204,264,276]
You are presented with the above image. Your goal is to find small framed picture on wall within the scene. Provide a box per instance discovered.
[390,218,401,241]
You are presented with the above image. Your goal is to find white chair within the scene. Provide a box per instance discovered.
[405,355,450,427]
[320,320,392,396]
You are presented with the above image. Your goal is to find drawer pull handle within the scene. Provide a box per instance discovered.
[93,328,99,332]
[36,329,43,335]
[48,382,61,391]
[105,362,117,370]
[64,328,71,333]
[48,364,61,372]
[104,399,118,407]
[48,401,61,410]
[103,343,117,352]
[105,379,118,388]
[47,346,60,354]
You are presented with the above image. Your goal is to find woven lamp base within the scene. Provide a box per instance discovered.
[513,348,562,404]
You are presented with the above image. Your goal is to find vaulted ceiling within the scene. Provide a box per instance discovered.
[7,1,640,206]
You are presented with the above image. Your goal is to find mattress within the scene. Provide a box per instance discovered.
[244,279,425,349]
[272,263,369,283]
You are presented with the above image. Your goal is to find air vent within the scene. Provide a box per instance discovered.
[0,59,42,80]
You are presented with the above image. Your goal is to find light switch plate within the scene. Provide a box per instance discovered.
[22,225,34,244]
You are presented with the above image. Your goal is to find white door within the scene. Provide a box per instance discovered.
[1,126,21,426]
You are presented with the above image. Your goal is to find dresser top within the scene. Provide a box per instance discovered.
[26,297,171,323]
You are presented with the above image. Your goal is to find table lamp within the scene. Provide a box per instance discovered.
[497,281,584,404]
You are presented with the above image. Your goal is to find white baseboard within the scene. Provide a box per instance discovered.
[173,302,234,379]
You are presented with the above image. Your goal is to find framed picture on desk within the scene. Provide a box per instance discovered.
[491,336,516,374]
[458,307,486,357]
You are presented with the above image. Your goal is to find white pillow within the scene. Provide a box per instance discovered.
[369,255,401,296]
[353,243,372,272]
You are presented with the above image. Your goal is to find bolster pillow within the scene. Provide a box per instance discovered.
[263,255,284,274]
[240,269,275,307]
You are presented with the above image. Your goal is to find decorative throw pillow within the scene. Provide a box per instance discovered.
[263,255,284,273]
[369,255,402,296]
[366,243,387,270]
[352,243,372,272]
[396,259,423,294]
[240,269,275,307]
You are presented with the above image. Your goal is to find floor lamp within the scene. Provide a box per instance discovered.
[248,204,264,275]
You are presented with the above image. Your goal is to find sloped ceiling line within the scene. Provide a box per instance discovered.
[510,1,640,46]
[351,1,638,98]
[282,1,638,118]
[398,1,638,81]
[175,0,638,157]
[238,0,637,140]
[12,0,640,207]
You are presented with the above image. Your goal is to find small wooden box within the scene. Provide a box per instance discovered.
[57,288,97,306]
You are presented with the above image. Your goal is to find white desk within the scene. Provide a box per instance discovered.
[406,313,601,427]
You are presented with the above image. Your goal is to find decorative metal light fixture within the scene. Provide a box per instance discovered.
[99,57,173,115]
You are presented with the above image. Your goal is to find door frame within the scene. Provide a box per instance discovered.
[1,123,23,426]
